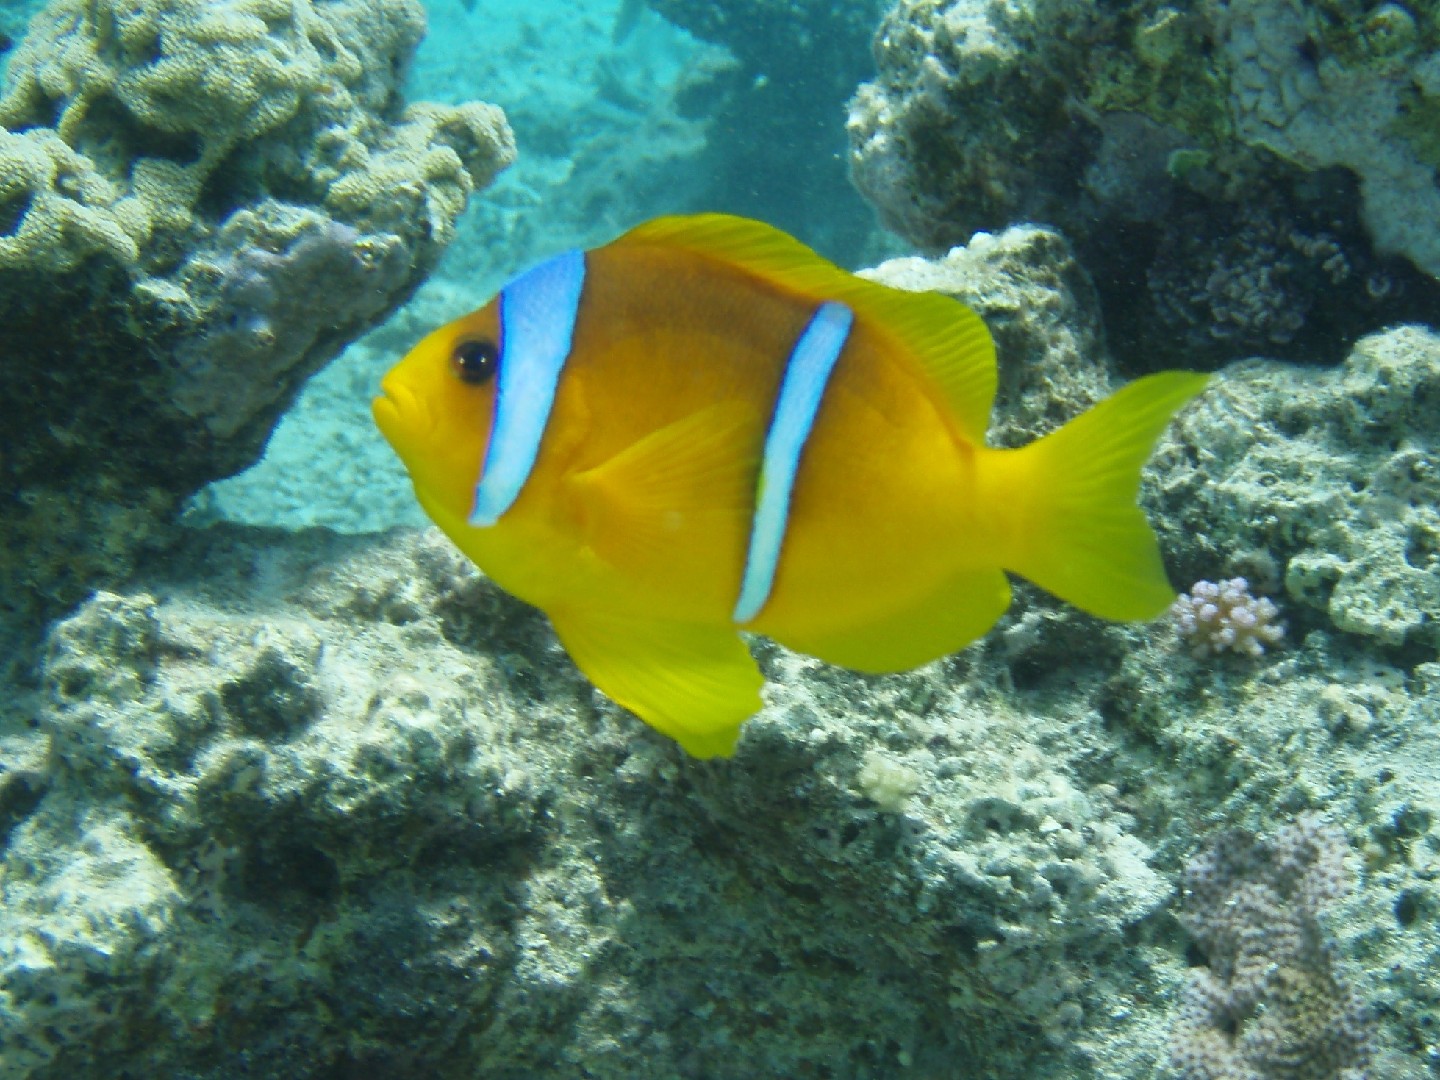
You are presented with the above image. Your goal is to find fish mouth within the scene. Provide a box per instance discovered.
[372,378,423,444]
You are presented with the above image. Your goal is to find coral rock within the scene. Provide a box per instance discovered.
[1172,818,1373,1079]
[0,0,515,622]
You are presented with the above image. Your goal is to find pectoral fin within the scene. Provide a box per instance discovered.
[550,608,764,758]
[568,400,759,576]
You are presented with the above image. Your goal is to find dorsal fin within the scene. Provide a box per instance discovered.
[614,214,997,443]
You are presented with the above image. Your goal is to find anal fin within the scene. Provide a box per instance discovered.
[550,608,764,758]
[775,568,1012,674]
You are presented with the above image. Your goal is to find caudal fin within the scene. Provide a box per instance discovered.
[993,371,1208,621]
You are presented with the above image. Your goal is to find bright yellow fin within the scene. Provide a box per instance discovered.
[549,609,764,758]
[990,371,1209,621]
[776,568,1012,674]
[568,400,759,572]
[616,214,996,443]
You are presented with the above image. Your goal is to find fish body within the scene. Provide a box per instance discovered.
[374,214,1206,758]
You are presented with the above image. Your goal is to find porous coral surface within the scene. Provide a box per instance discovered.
[847,0,1440,370]
[1172,818,1372,1079]
[1,525,1176,1078]
[0,0,514,622]
[1149,324,1440,651]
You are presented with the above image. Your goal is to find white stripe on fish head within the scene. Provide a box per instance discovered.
[470,249,587,527]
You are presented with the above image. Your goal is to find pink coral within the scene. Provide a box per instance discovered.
[1171,577,1285,658]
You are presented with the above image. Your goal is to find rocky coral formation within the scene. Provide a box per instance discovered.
[0,0,514,622]
[847,0,1440,369]
[860,225,1115,448]
[1148,324,1440,651]
[0,523,1172,1078]
[1218,0,1440,283]
[4,228,1438,1079]
[0,231,1155,1078]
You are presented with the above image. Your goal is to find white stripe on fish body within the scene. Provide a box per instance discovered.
[733,300,854,624]
[469,249,587,527]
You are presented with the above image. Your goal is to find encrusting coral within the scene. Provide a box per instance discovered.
[1172,818,1373,1079]
[1148,324,1440,651]
[3,213,1437,1079]
[0,0,515,623]
[0,223,1176,1079]
[846,0,1440,369]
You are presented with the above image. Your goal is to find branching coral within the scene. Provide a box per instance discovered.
[1171,578,1285,659]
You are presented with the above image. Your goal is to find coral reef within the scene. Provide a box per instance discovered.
[1217,0,1440,281]
[1172,818,1372,1079]
[0,0,514,621]
[861,225,1115,448]
[1148,324,1440,651]
[1,524,1172,1078]
[847,0,1440,369]
[5,226,1438,1078]
[195,0,725,531]
[0,232,1169,1079]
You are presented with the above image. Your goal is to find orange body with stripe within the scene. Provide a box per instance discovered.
[374,215,1206,757]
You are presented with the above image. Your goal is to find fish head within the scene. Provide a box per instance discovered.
[373,302,502,518]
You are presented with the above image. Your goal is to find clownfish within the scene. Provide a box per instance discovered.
[373,214,1206,758]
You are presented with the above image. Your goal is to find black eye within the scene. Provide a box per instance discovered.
[451,339,498,384]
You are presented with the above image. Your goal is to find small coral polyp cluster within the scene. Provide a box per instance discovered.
[1171,577,1285,658]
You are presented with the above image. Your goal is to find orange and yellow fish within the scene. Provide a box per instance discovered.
[373,214,1205,758]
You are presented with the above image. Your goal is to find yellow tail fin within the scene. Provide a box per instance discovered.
[989,371,1208,621]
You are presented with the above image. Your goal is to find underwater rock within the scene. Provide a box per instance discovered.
[847,0,1440,370]
[4,226,1436,1079]
[0,0,515,622]
[1218,0,1440,282]
[1148,324,1440,652]
[0,231,1185,1077]
[8,471,1438,1074]
[862,224,1115,447]
[0,521,1177,1078]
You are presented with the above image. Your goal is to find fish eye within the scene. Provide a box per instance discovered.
[450,339,498,385]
